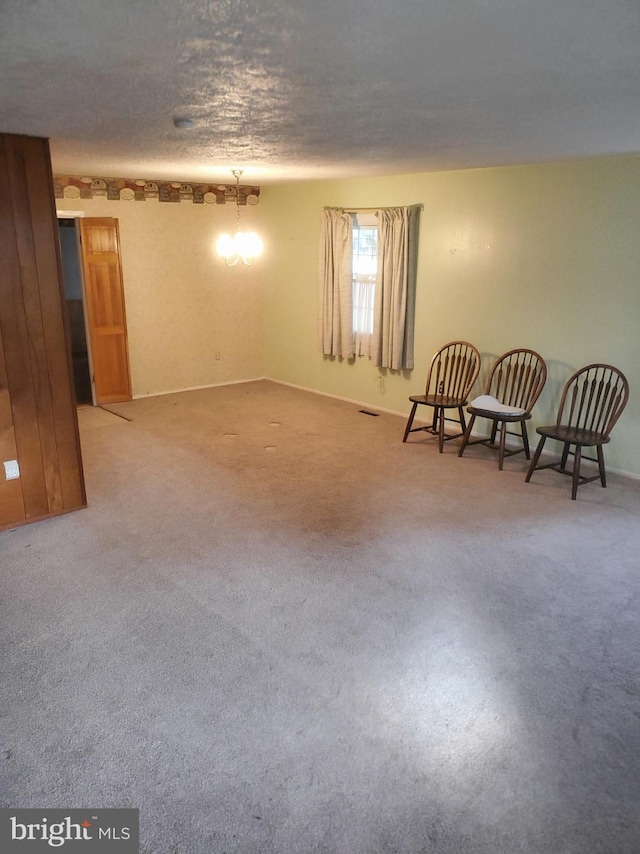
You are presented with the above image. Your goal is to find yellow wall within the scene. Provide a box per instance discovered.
[56,194,264,397]
[261,156,640,475]
[56,157,640,475]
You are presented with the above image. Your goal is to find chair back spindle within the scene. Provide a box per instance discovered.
[427,341,480,400]
[559,365,629,438]
[487,349,546,413]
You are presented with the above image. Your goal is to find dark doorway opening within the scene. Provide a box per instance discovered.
[58,218,93,405]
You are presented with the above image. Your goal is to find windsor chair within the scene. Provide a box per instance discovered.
[525,364,629,499]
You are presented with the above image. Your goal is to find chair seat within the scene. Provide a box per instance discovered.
[409,393,467,408]
[536,424,611,447]
[467,406,531,423]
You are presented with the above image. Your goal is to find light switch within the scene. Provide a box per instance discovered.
[4,460,20,480]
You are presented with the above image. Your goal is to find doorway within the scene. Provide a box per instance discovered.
[57,215,132,405]
[58,217,93,404]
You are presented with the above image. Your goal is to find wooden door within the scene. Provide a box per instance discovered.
[79,217,132,403]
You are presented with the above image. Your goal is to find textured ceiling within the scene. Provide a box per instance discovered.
[1,0,639,184]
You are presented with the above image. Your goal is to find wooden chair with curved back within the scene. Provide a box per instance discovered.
[525,364,629,500]
[402,341,481,453]
[458,348,547,470]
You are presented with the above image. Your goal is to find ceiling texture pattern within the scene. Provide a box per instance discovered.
[1,0,639,183]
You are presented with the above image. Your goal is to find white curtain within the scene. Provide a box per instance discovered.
[353,272,375,357]
[318,208,354,358]
[373,206,420,371]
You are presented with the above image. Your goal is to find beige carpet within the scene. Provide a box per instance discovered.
[2,380,639,854]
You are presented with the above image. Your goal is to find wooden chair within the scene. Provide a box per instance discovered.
[458,348,547,470]
[525,364,629,500]
[402,341,481,452]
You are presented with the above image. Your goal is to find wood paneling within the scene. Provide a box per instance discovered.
[0,330,25,523]
[0,133,86,530]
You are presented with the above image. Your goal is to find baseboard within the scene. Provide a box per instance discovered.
[133,377,266,400]
[264,377,413,420]
[263,376,640,482]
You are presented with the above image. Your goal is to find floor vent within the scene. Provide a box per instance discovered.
[359,409,379,417]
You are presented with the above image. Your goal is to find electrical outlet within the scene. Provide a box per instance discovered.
[215,351,221,361]
[4,460,20,480]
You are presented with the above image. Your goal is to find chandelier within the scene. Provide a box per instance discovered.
[216,170,263,266]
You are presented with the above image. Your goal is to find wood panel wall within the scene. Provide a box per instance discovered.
[0,133,86,530]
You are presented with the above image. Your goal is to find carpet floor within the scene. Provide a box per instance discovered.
[1,380,639,853]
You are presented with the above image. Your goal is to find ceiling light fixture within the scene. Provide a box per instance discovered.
[216,170,263,267]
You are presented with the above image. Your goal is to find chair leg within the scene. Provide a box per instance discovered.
[402,402,418,442]
[458,407,467,435]
[560,443,570,471]
[498,421,506,470]
[437,407,445,453]
[520,421,530,459]
[458,415,476,457]
[571,445,582,500]
[597,445,607,488]
[490,419,498,445]
[525,435,546,482]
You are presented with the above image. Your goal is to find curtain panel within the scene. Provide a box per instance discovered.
[319,204,420,369]
[353,273,375,357]
[373,205,421,371]
[318,208,354,358]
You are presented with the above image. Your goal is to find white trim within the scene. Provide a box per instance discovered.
[56,210,85,218]
[132,377,265,399]
[265,377,408,418]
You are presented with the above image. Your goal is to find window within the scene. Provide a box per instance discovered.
[352,213,377,354]
[319,205,420,369]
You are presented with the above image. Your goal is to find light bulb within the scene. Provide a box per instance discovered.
[216,233,236,259]
[236,231,263,258]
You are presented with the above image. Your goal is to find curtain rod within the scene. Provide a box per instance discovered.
[324,204,424,212]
